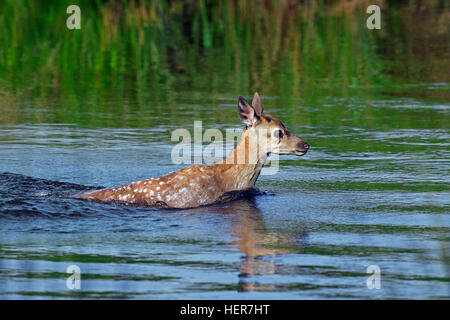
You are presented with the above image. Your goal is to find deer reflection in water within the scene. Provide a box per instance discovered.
[183,195,307,292]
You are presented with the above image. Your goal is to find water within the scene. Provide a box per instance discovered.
[0,1,449,299]
[1,92,448,299]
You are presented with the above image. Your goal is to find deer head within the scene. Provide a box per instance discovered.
[237,93,309,160]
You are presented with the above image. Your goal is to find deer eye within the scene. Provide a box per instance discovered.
[273,129,284,139]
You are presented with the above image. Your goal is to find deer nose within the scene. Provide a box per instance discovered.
[299,141,309,150]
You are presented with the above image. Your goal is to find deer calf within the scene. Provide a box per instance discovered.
[76,93,309,208]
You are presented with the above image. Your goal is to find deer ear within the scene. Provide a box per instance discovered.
[252,92,263,116]
[238,96,258,126]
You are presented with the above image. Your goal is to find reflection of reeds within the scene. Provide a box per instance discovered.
[0,0,447,125]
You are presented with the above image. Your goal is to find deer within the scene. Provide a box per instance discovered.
[75,93,309,209]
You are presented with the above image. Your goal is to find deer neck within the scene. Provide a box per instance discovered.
[217,128,267,192]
